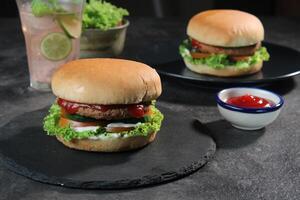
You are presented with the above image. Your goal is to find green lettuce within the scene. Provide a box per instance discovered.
[83,0,129,30]
[43,104,164,141]
[179,39,270,69]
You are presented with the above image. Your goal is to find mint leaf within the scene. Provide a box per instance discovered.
[31,0,67,17]
[31,0,54,17]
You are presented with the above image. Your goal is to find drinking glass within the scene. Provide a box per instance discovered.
[16,0,85,91]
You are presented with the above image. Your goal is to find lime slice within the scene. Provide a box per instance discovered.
[41,32,72,61]
[57,14,82,39]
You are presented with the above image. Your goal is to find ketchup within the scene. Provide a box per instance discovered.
[227,94,274,109]
[57,98,149,118]
[57,98,80,114]
[128,105,149,118]
[191,39,202,49]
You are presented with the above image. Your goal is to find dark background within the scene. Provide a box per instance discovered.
[3,0,300,18]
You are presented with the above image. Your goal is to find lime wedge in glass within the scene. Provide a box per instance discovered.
[41,32,72,61]
[57,14,82,39]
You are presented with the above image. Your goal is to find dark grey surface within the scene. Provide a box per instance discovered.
[0,17,300,199]
[0,105,215,189]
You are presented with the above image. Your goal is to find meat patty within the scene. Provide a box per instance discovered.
[57,98,151,120]
[76,107,131,120]
[191,39,261,56]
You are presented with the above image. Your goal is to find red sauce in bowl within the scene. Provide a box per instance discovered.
[226,94,274,109]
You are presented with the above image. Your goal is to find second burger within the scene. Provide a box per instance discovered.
[179,10,270,77]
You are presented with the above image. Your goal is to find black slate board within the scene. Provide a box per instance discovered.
[0,104,215,189]
[154,42,300,85]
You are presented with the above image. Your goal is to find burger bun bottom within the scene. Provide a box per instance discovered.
[56,132,157,152]
[184,60,263,77]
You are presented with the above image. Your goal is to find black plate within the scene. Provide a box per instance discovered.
[0,104,215,189]
[154,43,300,84]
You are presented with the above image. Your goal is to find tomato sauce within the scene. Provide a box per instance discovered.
[227,94,274,109]
[191,38,202,50]
[57,98,150,118]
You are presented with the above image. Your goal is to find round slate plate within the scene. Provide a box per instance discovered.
[0,104,215,189]
[154,42,300,85]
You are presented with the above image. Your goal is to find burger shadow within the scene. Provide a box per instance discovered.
[261,78,296,96]
[48,120,263,194]
[0,125,141,178]
[193,119,265,149]
[159,76,218,107]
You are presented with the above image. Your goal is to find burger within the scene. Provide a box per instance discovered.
[43,58,164,152]
[179,10,270,77]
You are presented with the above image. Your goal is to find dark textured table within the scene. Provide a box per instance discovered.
[0,17,299,200]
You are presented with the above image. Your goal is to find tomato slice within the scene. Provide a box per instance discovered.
[59,117,135,132]
[106,126,135,132]
[230,55,250,62]
[59,117,102,128]
[60,108,69,118]
[190,52,211,59]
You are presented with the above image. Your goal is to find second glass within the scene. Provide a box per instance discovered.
[16,0,85,91]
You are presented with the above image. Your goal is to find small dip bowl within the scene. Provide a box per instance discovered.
[216,87,284,130]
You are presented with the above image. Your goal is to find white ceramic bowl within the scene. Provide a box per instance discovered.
[216,87,284,130]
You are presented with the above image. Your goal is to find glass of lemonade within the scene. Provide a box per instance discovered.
[16,0,85,91]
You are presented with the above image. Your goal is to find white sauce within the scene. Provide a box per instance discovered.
[106,122,140,128]
[88,133,129,140]
[73,126,100,132]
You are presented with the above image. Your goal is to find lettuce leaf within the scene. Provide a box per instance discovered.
[83,0,129,30]
[43,104,164,141]
[179,39,270,69]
